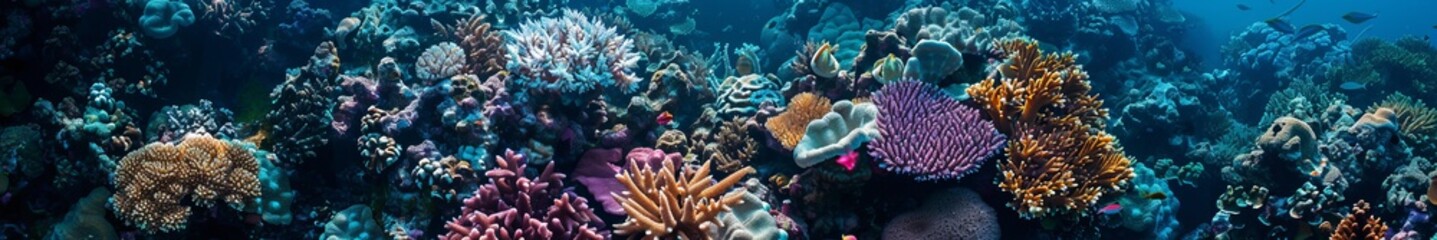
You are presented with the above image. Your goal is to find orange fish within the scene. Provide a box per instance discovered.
[656,111,674,126]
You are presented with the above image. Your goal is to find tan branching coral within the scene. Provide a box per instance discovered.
[708,120,758,173]
[967,38,1133,219]
[1331,200,1387,240]
[1371,92,1437,140]
[434,13,507,78]
[766,93,832,150]
[112,133,260,232]
[612,158,755,240]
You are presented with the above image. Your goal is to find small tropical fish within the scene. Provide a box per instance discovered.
[841,234,857,240]
[1236,4,1251,11]
[871,54,905,84]
[1143,192,1168,200]
[1339,81,1368,90]
[1265,18,1296,34]
[1342,11,1378,24]
[811,42,841,78]
[1296,24,1325,38]
[656,111,674,126]
[836,150,859,172]
[1098,203,1123,214]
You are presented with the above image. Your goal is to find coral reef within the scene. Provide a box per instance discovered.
[870,80,1005,181]
[1115,163,1181,239]
[882,188,1000,240]
[416,42,466,81]
[968,38,1134,218]
[1223,23,1350,83]
[145,100,239,143]
[111,133,261,232]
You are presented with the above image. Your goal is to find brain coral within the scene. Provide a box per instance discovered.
[793,100,879,168]
[882,188,999,240]
[870,80,1004,181]
[505,9,641,95]
[111,133,260,233]
[138,0,194,39]
[1257,117,1325,177]
[416,42,466,80]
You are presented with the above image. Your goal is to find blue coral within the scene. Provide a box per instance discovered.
[1225,22,1351,83]
[504,9,641,97]
[1115,163,1181,240]
[137,0,194,39]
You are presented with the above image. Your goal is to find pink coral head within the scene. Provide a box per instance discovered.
[837,150,859,172]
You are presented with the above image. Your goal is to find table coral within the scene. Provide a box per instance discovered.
[968,38,1133,218]
[111,133,260,233]
[870,80,1004,181]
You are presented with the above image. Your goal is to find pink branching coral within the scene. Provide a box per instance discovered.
[442,149,606,240]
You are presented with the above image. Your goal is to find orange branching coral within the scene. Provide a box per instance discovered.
[1371,92,1437,140]
[612,159,755,240]
[112,133,260,232]
[1332,200,1387,240]
[967,38,1133,219]
[435,13,506,78]
[766,93,833,150]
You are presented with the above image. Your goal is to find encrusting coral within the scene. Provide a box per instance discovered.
[111,133,261,233]
[765,93,832,150]
[967,38,1134,218]
[611,157,755,240]
[1331,200,1387,240]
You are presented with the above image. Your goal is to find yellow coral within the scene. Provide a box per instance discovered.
[967,38,1133,219]
[766,93,833,150]
[1370,92,1437,140]
[112,133,260,233]
[612,159,755,240]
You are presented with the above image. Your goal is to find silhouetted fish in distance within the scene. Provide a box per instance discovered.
[1296,24,1325,38]
[1237,4,1251,11]
[1342,11,1378,24]
[1266,18,1296,34]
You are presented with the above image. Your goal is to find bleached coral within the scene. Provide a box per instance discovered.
[416,42,466,81]
[504,9,641,96]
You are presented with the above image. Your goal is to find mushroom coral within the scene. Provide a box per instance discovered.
[966,38,1134,219]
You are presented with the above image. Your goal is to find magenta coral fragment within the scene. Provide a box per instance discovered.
[870,80,1006,181]
[441,149,605,240]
